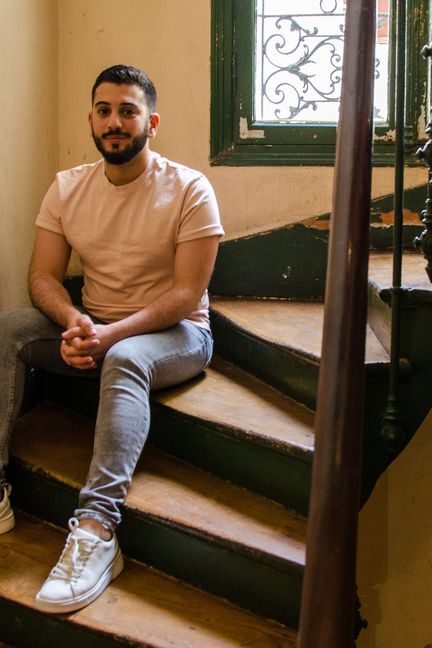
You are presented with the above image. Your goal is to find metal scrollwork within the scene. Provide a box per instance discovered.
[255,1,387,123]
[414,45,432,282]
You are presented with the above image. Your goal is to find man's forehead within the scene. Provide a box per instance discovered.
[93,82,146,106]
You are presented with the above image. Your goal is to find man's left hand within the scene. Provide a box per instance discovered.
[61,323,119,368]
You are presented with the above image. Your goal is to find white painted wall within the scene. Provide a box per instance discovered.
[0,0,58,309]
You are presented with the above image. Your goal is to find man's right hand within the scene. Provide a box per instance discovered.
[60,313,100,370]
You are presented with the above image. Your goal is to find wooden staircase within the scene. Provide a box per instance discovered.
[1,248,432,647]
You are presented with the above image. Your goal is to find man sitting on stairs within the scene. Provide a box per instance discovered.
[0,64,223,613]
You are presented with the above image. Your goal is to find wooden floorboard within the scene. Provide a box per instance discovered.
[0,512,297,648]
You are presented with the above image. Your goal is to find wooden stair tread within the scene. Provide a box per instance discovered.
[154,356,315,455]
[211,296,389,364]
[0,512,297,648]
[11,404,306,568]
[369,251,432,290]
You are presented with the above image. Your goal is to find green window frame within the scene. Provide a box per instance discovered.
[210,0,428,166]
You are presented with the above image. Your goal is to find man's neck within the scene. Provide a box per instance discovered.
[104,148,152,186]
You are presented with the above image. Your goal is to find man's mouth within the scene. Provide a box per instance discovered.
[102,133,129,141]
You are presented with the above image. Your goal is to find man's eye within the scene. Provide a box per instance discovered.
[97,109,109,116]
[121,109,134,116]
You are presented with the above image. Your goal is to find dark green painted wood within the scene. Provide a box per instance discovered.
[210,191,426,298]
[150,405,312,515]
[210,224,329,299]
[0,598,135,648]
[38,370,313,513]
[118,510,303,628]
[362,280,432,501]
[39,362,313,513]
[210,0,428,166]
[7,461,79,531]
[8,459,303,627]
[210,309,320,409]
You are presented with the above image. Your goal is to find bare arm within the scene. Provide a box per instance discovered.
[28,227,77,326]
[29,227,99,369]
[61,235,220,366]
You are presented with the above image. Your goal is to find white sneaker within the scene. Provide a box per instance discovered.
[35,517,124,614]
[0,483,15,534]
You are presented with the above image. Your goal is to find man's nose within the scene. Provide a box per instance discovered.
[107,112,122,129]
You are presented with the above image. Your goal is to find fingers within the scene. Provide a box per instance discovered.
[62,325,97,342]
[77,315,97,337]
[60,339,98,370]
[64,314,97,340]
[62,333,100,351]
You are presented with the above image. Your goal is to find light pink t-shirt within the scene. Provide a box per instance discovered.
[36,153,224,328]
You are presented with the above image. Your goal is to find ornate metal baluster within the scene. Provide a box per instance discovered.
[379,0,406,454]
[414,45,432,282]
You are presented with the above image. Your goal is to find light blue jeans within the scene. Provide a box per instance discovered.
[0,307,213,531]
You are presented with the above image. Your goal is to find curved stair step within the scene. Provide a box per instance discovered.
[154,356,314,454]
[368,251,432,354]
[152,356,314,513]
[43,357,315,513]
[212,297,388,363]
[0,512,297,647]
[9,403,306,625]
[210,296,389,408]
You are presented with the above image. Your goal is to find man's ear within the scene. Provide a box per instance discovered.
[147,113,160,139]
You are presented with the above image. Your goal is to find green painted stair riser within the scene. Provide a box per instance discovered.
[7,460,303,628]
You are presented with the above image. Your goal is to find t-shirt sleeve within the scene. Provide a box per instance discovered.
[177,174,224,243]
[35,177,65,235]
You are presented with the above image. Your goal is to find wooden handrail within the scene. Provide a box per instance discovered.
[298,1,376,646]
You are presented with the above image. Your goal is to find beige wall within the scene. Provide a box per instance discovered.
[357,409,432,648]
[58,0,426,243]
[1,0,428,303]
[0,0,59,309]
[2,6,432,643]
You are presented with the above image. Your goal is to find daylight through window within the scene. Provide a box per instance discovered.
[254,0,390,124]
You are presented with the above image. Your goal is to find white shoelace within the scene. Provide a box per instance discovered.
[50,519,99,583]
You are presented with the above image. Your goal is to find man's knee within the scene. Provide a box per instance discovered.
[0,308,60,347]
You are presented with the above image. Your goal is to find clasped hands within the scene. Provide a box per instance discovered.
[60,313,116,370]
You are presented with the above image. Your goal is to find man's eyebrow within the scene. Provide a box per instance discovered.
[94,101,140,108]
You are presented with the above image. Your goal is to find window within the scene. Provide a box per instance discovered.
[211,0,428,166]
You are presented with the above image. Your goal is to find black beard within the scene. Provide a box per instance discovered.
[92,127,149,165]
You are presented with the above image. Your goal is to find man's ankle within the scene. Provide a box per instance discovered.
[78,517,112,541]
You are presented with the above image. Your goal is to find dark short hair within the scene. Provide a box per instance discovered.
[91,64,157,112]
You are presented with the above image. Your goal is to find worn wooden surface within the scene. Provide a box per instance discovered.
[369,250,432,289]
[0,512,297,647]
[11,403,306,569]
[211,297,388,363]
[154,356,315,454]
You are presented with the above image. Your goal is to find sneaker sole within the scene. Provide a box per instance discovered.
[35,548,124,614]
[0,513,15,535]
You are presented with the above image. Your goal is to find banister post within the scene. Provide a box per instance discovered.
[298,0,376,646]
